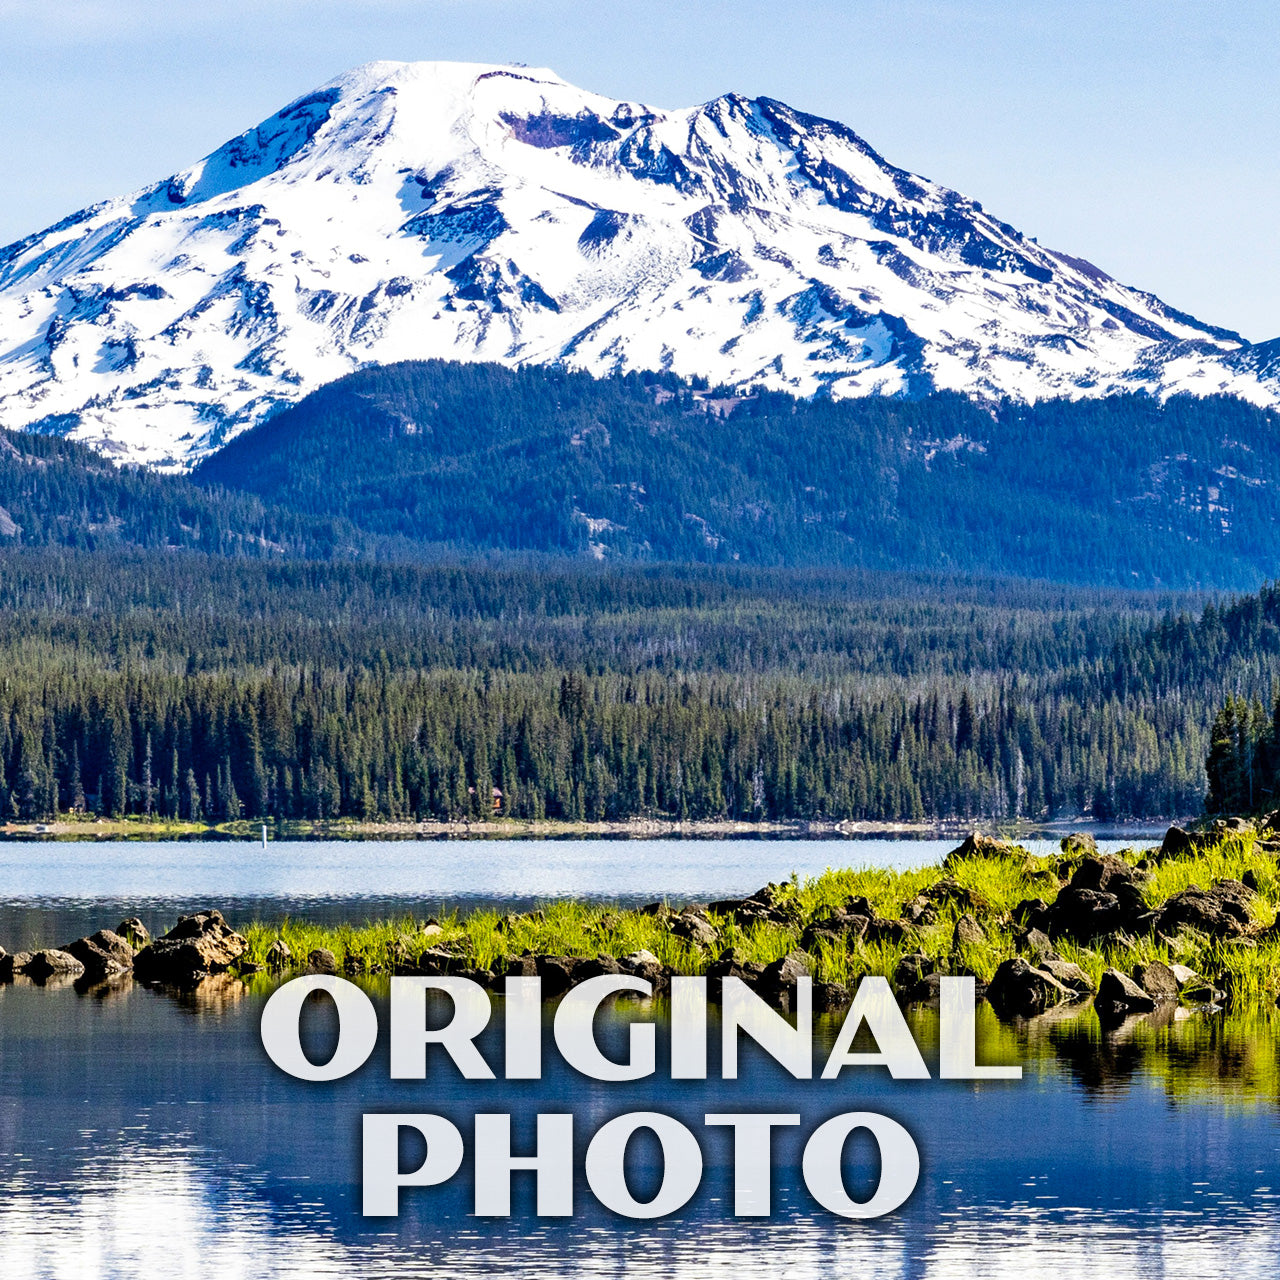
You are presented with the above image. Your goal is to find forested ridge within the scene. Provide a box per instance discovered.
[10,360,1280,587]
[3,549,1278,825]
[196,361,1280,588]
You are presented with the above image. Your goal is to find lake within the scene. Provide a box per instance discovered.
[2,835,1277,1278]
[0,832,1160,946]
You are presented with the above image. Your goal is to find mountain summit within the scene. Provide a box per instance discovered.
[0,59,1276,466]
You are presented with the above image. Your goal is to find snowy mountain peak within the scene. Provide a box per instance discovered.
[0,60,1273,467]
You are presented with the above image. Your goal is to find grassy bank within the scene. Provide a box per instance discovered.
[235,832,1280,1010]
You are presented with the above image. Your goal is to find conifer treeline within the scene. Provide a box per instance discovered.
[0,667,1207,823]
[3,549,1279,824]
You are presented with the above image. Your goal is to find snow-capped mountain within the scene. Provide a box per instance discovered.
[0,60,1276,467]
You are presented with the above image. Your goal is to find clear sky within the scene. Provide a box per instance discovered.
[3,0,1277,340]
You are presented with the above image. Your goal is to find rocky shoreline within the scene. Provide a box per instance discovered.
[3,821,1278,1021]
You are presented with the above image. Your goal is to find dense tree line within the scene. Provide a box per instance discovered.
[0,665,1209,824]
[0,548,1256,824]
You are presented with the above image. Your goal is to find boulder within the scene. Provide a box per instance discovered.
[1167,962,1201,988]
[265,939,292,970]
[0,950,35,980]
[1153,881,1253,940]
[535,954,590,997]
[813,981,849,1013]
[1069,855,1138,894]
[986,958,1077,1017]
[1095,967,1156,1017]
[708,884,795,927]
[669,911,719,949]
[802,901,909,949]
[755,951,812,1011]
[133,909,248,984]
[903,972,947,1004]
[1158,826,1217,859]
[1036,958,1095,994]
[705,953,766,999]
[1046,887,1125,940]
[902,971,987,1005]
[1016,927,1058,963]
[1060,832,1099,858]
[893,951,933,989]
[951,913,985,950]
[307,948,337,973]
[116,918,150,947]
[498,954,540,980]
[757,951,810,990]
[619,949,666,988]
[1012,899,1052,932]
[900,895,939,926]
[1131,960,1179,1001]
[924,877,980,910]
[944,833,1015,866]
[409,946,468,977]
[24,949,86,982]
[63,930,135,983]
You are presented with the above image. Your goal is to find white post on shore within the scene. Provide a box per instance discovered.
[262,823,268,848]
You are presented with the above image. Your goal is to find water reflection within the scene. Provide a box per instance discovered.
[1,1136,1278,1279]
[2,968,1279,1277]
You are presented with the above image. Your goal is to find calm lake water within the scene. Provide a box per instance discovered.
[2,835,1277,1278]
[0,833,1161,948]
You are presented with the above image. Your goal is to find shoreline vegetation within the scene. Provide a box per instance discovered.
[4,821,1279,1016]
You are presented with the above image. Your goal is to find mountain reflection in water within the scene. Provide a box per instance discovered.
[1,978,1278,1278]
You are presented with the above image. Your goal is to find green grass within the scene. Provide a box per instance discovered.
[230,836,1280,1008]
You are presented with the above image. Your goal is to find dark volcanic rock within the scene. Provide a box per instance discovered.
[708,884,796,928]
[619,949,666,989]
[757,950,810,991]
[116,918,150,947]
[900,894,939,926]
[1070,854,1138,894]
[1016,927,1057,962]
[1153,880,1253,940]
[1012,899,1052,932]
[706,947,767,999]
[951,913,985,950]
[63,929,135,983]
[265,939,292,969]
[1047,887,1125,940]
[1037,958,1095,994]
[307,948,337,973]
[986,957,1076,1017]
[1060,832,1098,858]
[893,951,933,989]
[0,950,35,980]
[944,833,1016,867]
[24,949,86,982]
[669,910,719,949]
[133,909,248,983]
[1158,826,1213,859]
[902,971,990,1005]
[535,954,589,997]
[1132,960,1180,1001]
[1095,967,1157,1017]
[813,980,849,1013]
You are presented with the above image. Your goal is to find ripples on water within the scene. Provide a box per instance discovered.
[1,977,1278,1278]
[1,836,1277,1277]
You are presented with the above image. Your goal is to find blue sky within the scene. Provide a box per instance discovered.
[3,0,1277,339]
